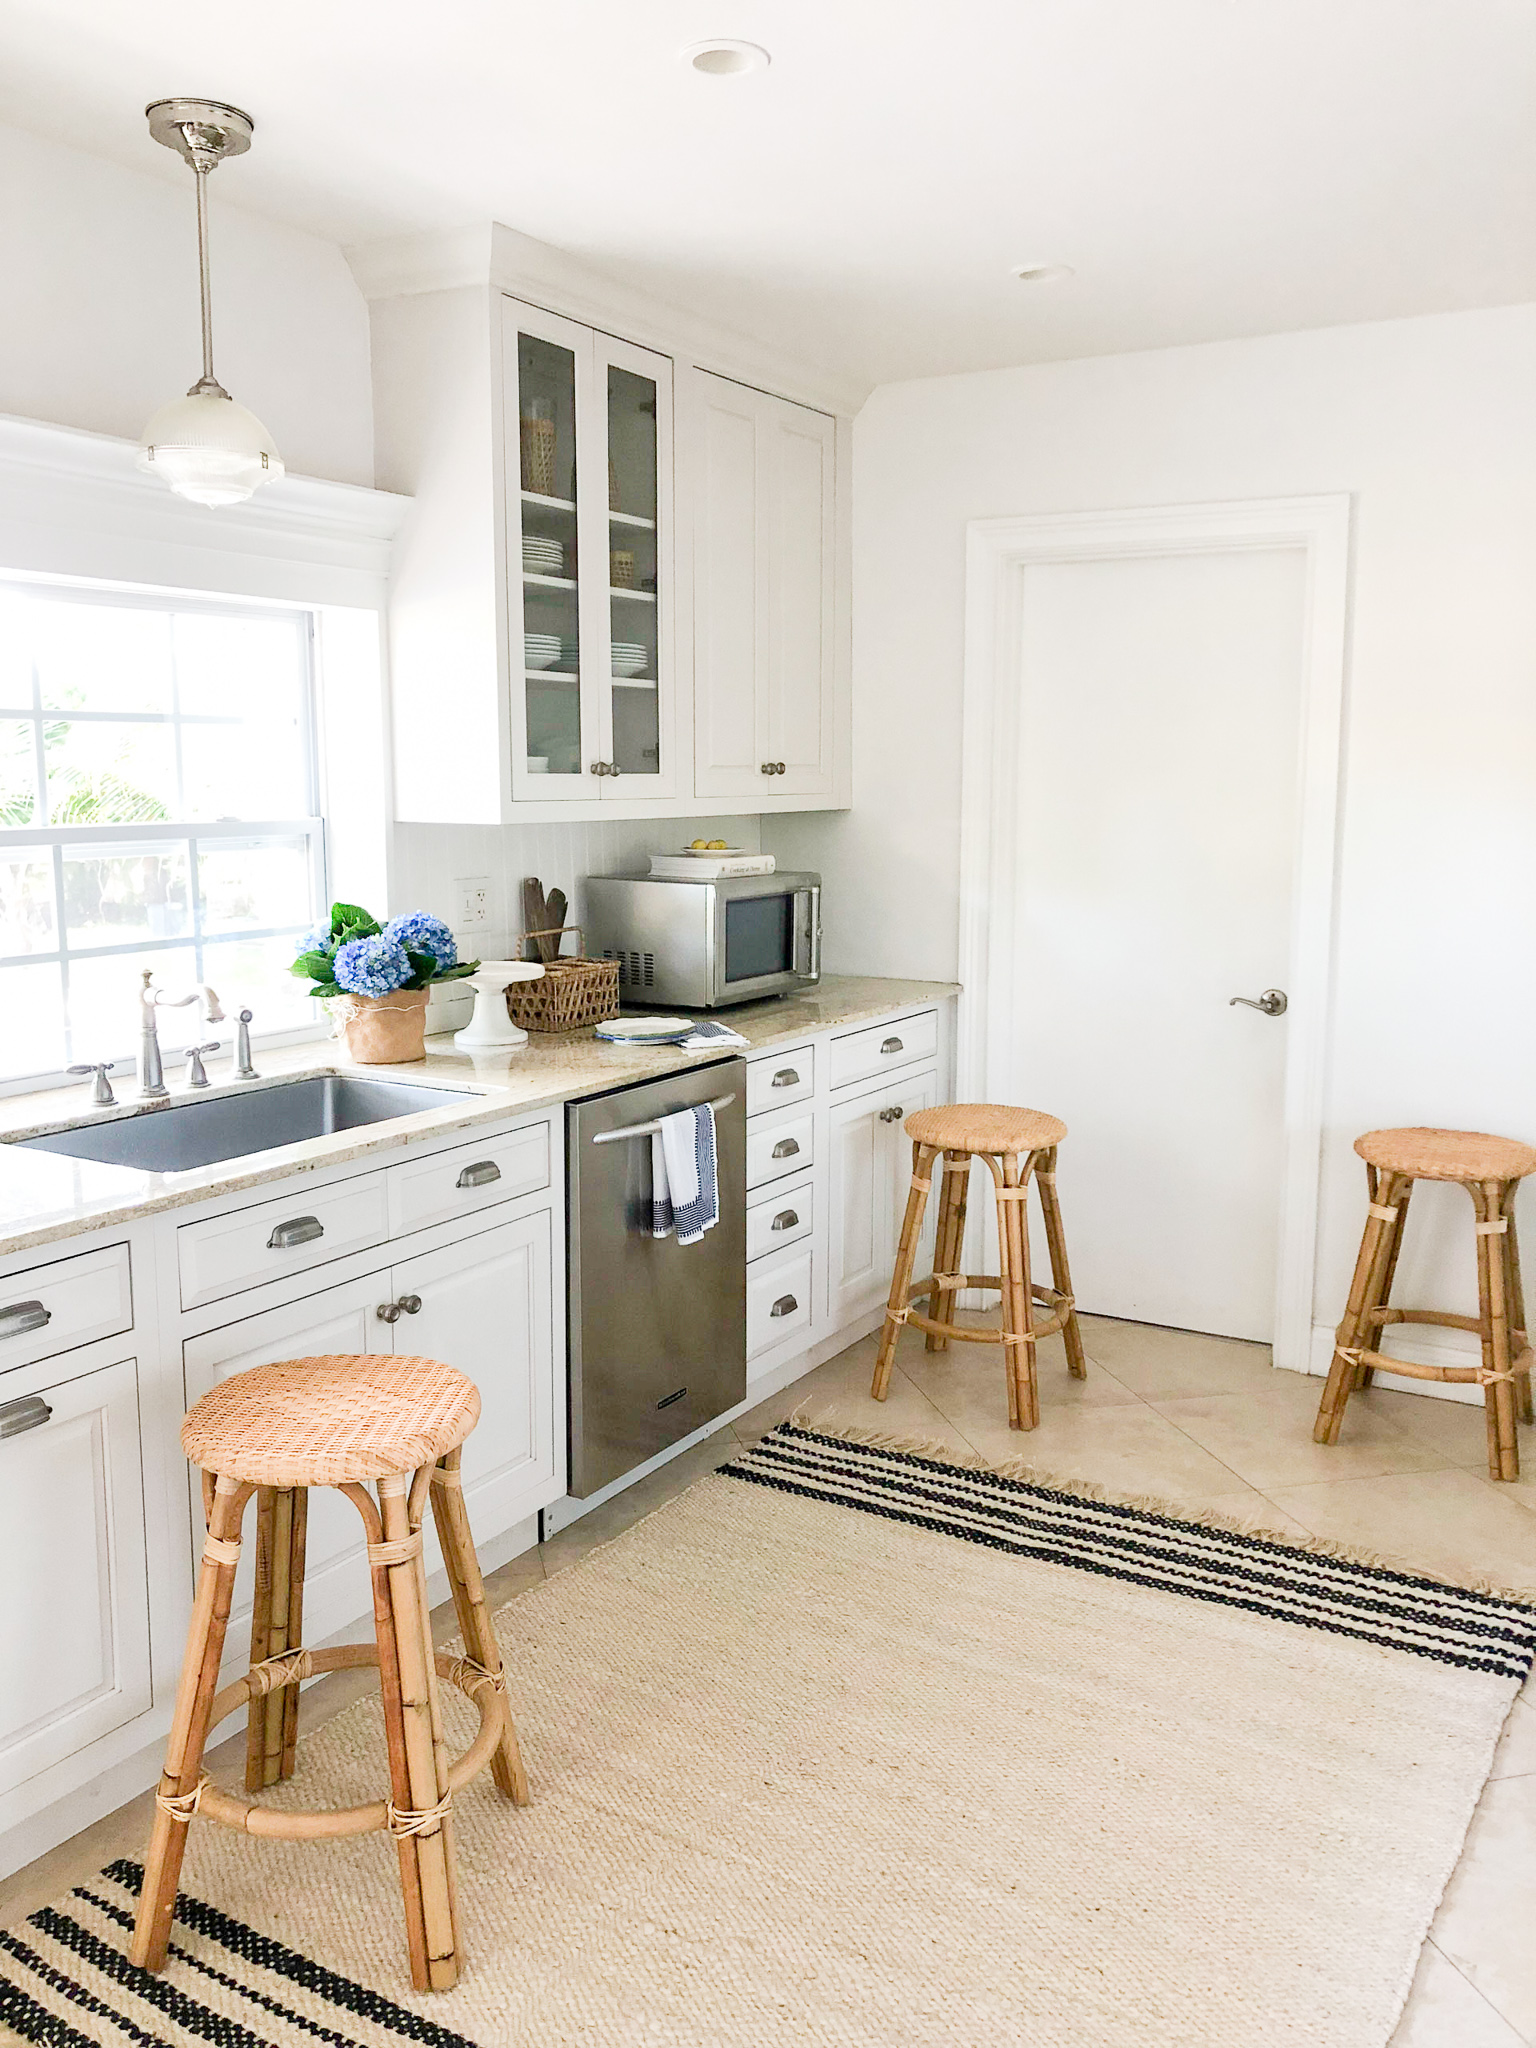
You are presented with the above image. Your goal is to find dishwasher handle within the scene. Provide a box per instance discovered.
[590,1092,737,1145]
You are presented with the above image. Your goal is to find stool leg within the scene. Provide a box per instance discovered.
[132,1473,252,1972]
[1034,1146,1086,1380]
[1356,1176,1413,1390]
[247,1485,307,1791]
[926,1153,970,1352]
[992,1152,1039,1431]
[1474,1181,1521,1483]
[871,1141,937,1401]
[430,1449,530,1804]
[1314,1169,1406,1445]
[378,1473,462,1991]
[1502,1187,1534,1427]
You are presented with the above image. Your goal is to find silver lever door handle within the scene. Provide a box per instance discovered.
[1229,988,1288,1017]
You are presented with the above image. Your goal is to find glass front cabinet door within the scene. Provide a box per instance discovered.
[503,300,673,802]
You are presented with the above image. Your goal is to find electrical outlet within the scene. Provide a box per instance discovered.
[456,877,492,930]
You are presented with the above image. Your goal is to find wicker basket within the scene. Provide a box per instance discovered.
[507,927,620,1033]
[520,415,558,496]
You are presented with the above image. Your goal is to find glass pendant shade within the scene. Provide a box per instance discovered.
[138,387,285,508]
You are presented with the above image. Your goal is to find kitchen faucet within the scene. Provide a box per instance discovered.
[137,970,224,1102]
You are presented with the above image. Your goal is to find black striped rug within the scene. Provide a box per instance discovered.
[720,1425,1536,1680]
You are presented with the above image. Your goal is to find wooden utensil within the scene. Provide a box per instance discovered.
[543,891,567,958]
[521,879,547,964]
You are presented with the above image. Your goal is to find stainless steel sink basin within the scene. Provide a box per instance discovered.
[11,1074,477,1174]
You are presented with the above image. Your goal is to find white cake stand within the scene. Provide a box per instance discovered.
[454,961,546,1051]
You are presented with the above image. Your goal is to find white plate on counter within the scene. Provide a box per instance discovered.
[594,1016,697,1044]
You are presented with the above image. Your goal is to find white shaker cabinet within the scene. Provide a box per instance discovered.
[0,1353,151,1790]
[827,1068,940,1331]
[693,370,837,803]
[183,1216,559,1657]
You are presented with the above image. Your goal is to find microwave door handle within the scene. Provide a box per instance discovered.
[794,886,821,980]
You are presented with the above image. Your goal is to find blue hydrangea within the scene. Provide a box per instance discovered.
[385,911,458,974]
[299,922,335,957]
[332,933,411,997]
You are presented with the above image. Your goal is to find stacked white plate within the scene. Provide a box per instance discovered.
[525,632,562,671]
[612,641,649,678]
[522,536,564,576]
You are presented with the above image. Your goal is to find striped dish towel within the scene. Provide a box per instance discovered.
[650,1104,720,1246]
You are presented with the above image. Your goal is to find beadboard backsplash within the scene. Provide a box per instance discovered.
[395,817,764,1030]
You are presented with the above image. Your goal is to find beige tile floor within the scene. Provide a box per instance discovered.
[2,1313,1532,2044]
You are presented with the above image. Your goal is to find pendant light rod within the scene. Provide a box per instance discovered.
[145,98,252,397]
[192,160,220,394]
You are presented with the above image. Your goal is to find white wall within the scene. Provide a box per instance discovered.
[769,302,1536,1346]
[0,121,373,486]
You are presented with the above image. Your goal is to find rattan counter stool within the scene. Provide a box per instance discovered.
[130,1354,530,1994]
[1313,1127,1536,1481]
[870,1103,1087,1430]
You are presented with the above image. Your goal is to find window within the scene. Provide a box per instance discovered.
[0,580,324,1085]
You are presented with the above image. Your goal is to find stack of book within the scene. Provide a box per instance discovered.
[648,852,777,880]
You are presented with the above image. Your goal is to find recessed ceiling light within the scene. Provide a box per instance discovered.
[1012,262,1074,285]
[683,39,771,76]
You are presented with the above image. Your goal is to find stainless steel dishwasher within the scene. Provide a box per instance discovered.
[566,1058,746,1496]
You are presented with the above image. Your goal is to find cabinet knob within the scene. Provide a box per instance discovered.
[760,762,775,775]
[376,1300,402,1323]
[398,1293,422,1316]
[590,761,609,777]
[879,1106,905,1123]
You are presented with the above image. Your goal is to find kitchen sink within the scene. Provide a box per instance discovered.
[10,1074,477,1174]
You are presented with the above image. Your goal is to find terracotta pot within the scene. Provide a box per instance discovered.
[329,987,429,1064]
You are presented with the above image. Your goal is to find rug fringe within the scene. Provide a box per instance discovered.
[783,1411,1536,1605]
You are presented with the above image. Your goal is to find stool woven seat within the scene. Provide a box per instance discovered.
[1354,1127,1536,1184]
[905,1102,1068,1155]
[181,1355,480,1487]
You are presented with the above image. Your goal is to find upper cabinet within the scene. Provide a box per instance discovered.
[693,372,837,803]
[374,267,848,825]
[506,304,675,803]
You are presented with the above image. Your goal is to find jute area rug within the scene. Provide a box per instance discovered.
[4,1423,1534,2048]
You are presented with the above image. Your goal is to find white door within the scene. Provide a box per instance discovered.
[393,1213,561,1562]
[1007,546,1306,1340]
[183,1276,388,1657]
[0,1353,150,1792]
[828,1069,940,1329]
[692,370,763,800]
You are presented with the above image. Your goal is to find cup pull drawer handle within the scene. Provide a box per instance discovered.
[770,1068,800,1088]
[457,1161,502,1189]
[771,1138,800,1159]
[0,1299,51,1341]
[0,1394,52,1439]
[770,1294,798,1319]
[771,1209,799,1231]
[880,1036,903,1054]
[268,1216,323,1250]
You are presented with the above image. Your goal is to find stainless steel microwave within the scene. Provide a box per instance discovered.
[584,872,822,1008]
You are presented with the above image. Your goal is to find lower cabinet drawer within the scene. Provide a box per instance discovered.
[746,1109,814,1191]
[747,1045,815,1115]
[747,1248,814,1360]
[178,1173,389,1310]
[0,1242,132,1378]
[386,1123,550,1238]
[827,1009,939,1092]
[746,1174,813,1263]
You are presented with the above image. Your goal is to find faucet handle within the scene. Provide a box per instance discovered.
[67,1062,117,1107]
[184,1042,220,1089]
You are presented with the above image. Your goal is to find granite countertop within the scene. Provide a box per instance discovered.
[0,976,959,1261]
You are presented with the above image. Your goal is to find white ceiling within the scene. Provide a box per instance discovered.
[1,0,1532,390]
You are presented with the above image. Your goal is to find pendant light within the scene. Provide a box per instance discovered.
[139,98,284,508]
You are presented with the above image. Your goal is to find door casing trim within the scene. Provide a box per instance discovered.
[956,495,1352,1372]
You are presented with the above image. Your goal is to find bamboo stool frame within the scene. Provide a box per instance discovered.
[130,1443,529,1992]
[1313,1161,1535,1481]
[871,1139,1086,1430]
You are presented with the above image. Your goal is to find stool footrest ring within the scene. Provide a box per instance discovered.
[193,1645,507,1842]
[896,1278,1069,1348]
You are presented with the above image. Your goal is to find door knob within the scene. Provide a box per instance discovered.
[1229,988,1288,1017]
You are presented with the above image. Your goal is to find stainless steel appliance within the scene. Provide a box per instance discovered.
[584,871,821,1009]
[566,1060,746,1496]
